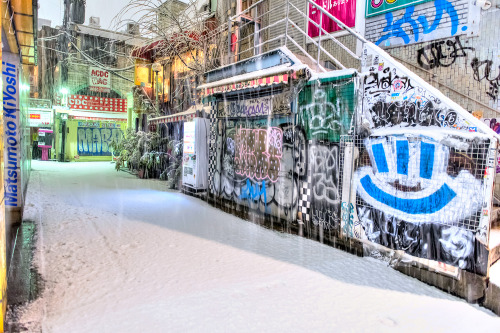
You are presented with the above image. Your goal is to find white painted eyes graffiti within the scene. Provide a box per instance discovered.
[355,135,483,225]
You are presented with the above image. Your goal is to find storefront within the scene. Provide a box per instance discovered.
[28,98,54,160]
[55,94,128,162]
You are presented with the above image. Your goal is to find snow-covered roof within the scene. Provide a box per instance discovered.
[309,68,357,81]
[198,64,308,90]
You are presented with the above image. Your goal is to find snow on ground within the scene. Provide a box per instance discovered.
[16,161,500,332]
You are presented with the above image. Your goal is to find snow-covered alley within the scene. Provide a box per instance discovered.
[15,161,500,332]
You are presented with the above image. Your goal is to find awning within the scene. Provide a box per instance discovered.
[55,108,127,121]
[148,105,211,125]
[198,64,308,96]
[1,0,37,65]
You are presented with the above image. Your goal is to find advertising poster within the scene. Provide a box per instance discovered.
[68,95,127,112]
[183,121,196,186]
[89,66,111,93]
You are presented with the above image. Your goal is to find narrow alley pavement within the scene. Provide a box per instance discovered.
[14,161,500,332]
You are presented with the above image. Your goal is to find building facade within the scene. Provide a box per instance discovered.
[177,0,500,310]
[38,21,144,162]
[1,0,37,329]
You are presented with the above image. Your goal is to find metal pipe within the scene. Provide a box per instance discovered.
[316,12,323,72]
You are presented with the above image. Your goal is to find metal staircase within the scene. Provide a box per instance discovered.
[226,0,365,72]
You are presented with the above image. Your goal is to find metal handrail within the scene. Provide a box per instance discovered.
[285,12,346,70]
[288,1,359,60]
[238,34,284,56]
[230,17,286,48]
[287,35,327,72]
[305,0,368,44]
[229,0,267,21]
[226,0,365,71]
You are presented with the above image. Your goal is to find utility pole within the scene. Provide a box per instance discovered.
[59,0,85,161]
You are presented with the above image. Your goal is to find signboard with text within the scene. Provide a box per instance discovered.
[2,52,21,208]
[68,95,127,112]
[28,98,52,110]
[29,112,52,127]
[89,66,111,93]
[308,0,356,38]
[365,0,433,18]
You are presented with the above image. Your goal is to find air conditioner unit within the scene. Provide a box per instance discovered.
[127,23,140,35]
[89,16,100,28]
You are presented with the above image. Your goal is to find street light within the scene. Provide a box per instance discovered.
[59,86,69,162]
[152,63,161,115]
[60,87,69,106]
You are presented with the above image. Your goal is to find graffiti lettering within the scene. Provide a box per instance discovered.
[300,89,343,137]
[234,126,283,183]
[77,127,124,156]
[470,57,500,101]
[226,137,235,155]
[312,208,337,230]
[310,145,340,205]
[417,36,474,70]
[376,0,462,46]
[218,97,272,117]
[341,202,356,237]
[240,179,267,205]
[364,68,414,97]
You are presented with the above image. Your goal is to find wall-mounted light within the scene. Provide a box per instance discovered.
[474,0,492,10]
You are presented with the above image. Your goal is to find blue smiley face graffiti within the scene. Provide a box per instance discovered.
[355,135,483,225]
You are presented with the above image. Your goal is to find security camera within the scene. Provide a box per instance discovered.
[474,0,492,10]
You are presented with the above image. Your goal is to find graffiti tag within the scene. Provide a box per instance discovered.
[417,36,474,70]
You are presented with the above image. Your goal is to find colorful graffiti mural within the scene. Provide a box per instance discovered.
[205,51,495,276]
[375,0,467,47]
[355,44,495,274]
[77,127,124,156]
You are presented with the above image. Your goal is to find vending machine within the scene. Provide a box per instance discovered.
[182,118,209,190]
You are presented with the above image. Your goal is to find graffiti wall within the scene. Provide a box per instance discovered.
[352,43,497,275]
[297,73,357,230]
[365,0,500,112]
[365,0,474,48]
[204,48,496,275]
[77,123,124,156]
[212,115,301,219]
[208,74,356,226]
